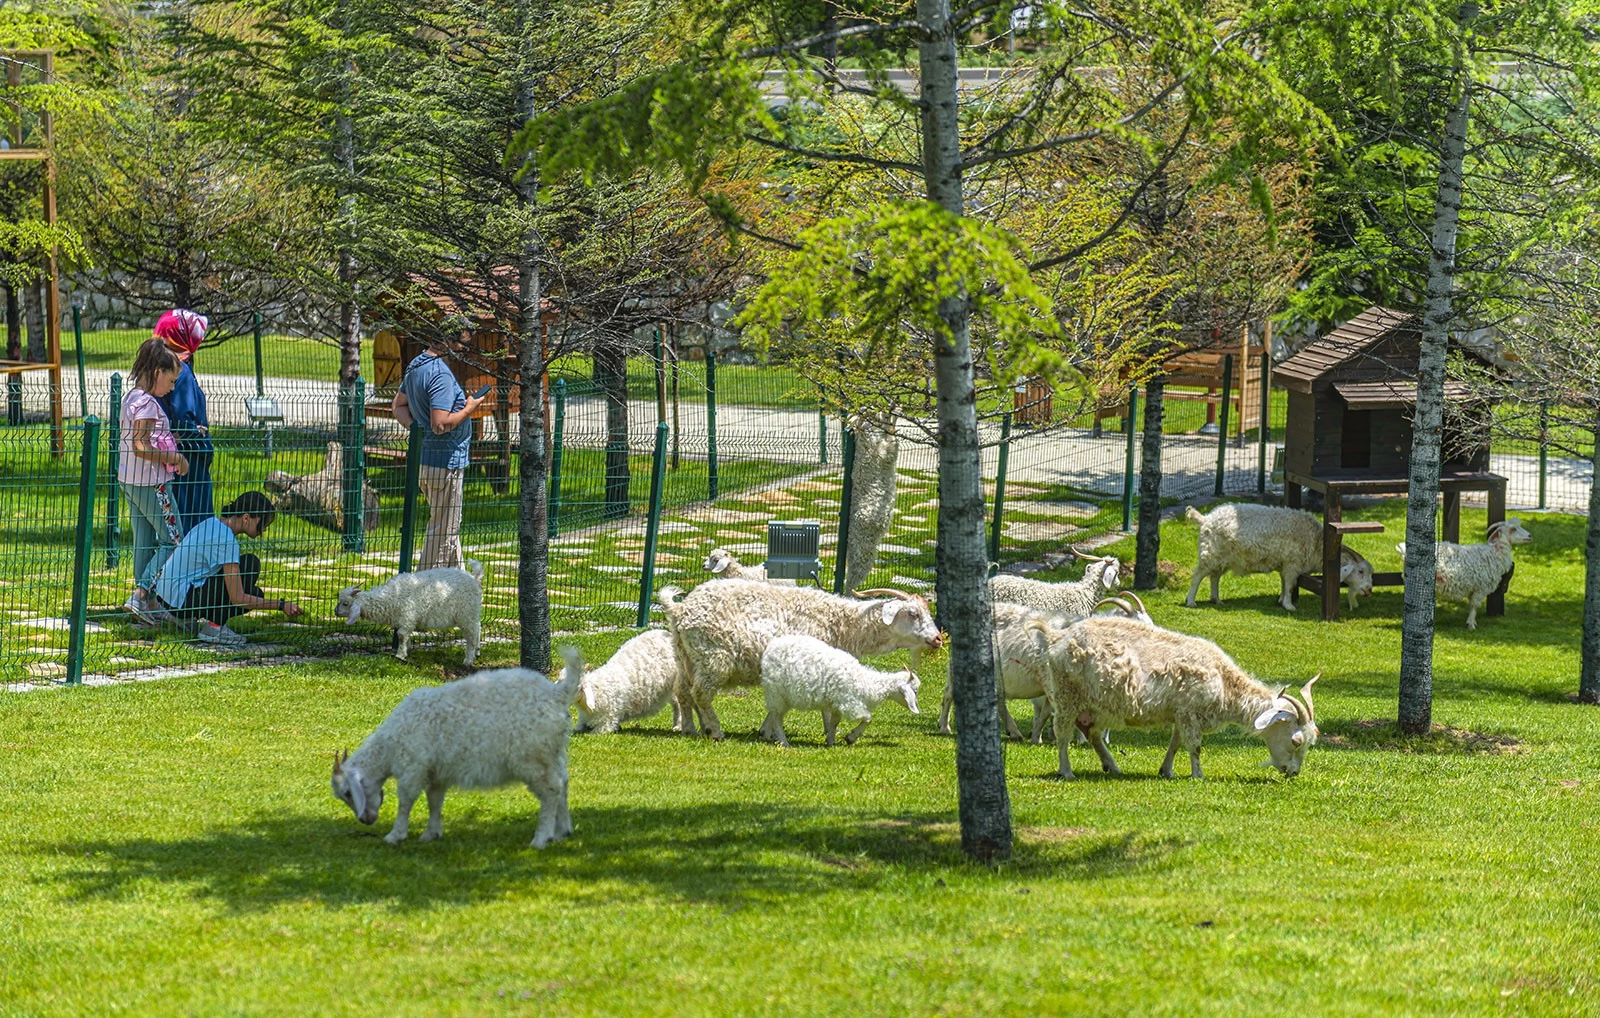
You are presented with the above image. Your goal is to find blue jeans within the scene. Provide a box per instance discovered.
[121,481,181,592]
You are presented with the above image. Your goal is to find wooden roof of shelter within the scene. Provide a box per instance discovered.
[1332,380,1477,411]
[1275,305,1496,394]
[384,269,558,331]
[1274,306,1417,391]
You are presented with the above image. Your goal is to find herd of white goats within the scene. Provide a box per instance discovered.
[327,501,1534,848]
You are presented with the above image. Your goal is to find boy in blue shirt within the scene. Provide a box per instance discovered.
[150,491,305,647]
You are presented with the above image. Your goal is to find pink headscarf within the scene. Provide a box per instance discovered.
[154,309,209,357]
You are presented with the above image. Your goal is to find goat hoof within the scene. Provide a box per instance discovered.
[384,832,407,845]
[419,830,441,843]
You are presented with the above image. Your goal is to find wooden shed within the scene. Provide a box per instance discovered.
[1272,306,1509,620]
[365,270,558,488]
[1276,306,1492,482]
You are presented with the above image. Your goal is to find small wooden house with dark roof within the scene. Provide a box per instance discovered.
[1272,305,1510,620]
[1276,305,1495,484]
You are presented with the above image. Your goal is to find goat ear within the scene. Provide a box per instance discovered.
[346,601,361,625]
[1253,706,1294,730]
[348,769,367,817]
[332,752,342,777]
[1290,730,1306,747]
[880,600,901,626]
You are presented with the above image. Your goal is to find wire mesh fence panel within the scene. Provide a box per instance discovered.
[0,424,90,685]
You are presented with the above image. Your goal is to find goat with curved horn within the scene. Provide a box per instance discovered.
[1071,547,1110,563]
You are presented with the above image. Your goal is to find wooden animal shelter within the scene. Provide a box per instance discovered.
[1094,324,1271,436]
[365,271,558,489]
[1273,305,1509,620]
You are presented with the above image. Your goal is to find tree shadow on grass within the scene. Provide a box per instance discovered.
[43,804,1186,915]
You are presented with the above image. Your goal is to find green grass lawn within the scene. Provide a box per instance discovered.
[2,500,1595,1016]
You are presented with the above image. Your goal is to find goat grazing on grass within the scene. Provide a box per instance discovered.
[1043,616,1319,780]
[1185,503,1374,612]
[335,560,484,665]
[330,647,584,847]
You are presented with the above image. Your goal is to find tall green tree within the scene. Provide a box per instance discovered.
[1270,0,1600,732]
[520,0,1320,859]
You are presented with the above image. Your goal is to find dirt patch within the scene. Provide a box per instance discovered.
[1321,718,1525,755]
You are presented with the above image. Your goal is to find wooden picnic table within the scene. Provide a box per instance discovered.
[1283,468,1509,621]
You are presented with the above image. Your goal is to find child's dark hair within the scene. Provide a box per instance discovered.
[221,491,276,528]
[131,338,181,392]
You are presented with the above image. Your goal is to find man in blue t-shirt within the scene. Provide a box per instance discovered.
[392,336,484,571]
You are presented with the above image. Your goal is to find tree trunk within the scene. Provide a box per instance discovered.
[336,5,361,388]
[595,335,631,519]
[1581,408,1600,704]
[1135,379,1165,590]
[1399,11,1474,735]
[4,282,19,361]
[24,271,46,363]
[821,3,839,77]
[514,11,551,671]
[919,0,1011,862]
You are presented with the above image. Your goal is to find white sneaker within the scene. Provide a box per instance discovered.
[197,620,247,648]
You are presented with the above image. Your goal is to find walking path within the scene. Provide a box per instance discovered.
[18,368,1593,512]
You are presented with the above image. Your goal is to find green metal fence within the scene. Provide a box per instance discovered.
[2,320,1593,686]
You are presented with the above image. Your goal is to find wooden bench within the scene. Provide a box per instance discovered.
[1093,324,1271,436]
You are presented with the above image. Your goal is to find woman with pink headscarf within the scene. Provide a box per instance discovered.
[153,309,214,534]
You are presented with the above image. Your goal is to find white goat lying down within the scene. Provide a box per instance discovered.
[759,634,921,747]
[1043,616,1320,780]
[575,628,688,734]
[330,647,584,847]
[1398,517,1532,629]
[704,548,768,582]
[1185,503,1374,612]
[938,593,1153,744]
[335,560,485,665]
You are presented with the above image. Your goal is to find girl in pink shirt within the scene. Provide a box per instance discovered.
[119,339,190,620]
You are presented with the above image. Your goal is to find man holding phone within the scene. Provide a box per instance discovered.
[391,332,487,571]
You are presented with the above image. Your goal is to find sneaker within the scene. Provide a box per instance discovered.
[125,591,173,628]
[197,620,247,648]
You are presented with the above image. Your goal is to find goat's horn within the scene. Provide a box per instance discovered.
[1285,694,1309,725]
[854,587,913,601]
[1118,590,1148,616]
[1094,596,1134,616]
[1301,673,1320,721]
[1070,547,1107,562]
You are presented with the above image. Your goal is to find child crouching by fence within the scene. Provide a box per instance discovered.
[149,491,305,647]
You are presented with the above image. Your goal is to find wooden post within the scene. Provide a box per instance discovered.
[1321,491,1343,621]
[1487,480,1508,616]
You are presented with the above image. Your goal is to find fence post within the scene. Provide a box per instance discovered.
[1538,400,1549,510]
[1213,353,1233,496]
[253,312,274,459]
[653,326,666,426]
[819,410,828,464]
[988,411,1012,566]
[105,373,122,568]
[1257,351,1271,495]
[72,305,88,420]
[833,428,857,594]
[705,345,718,500]
[549,379,566,538]
[340,376,367,552]
[1121,385,1138,531]
[396,423,423,573]
[636,421,670,627]
[67,416,102,686]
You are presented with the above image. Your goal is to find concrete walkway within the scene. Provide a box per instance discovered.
[16,368,1592,512]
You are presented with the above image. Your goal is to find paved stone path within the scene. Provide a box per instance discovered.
[18,368,1593,512]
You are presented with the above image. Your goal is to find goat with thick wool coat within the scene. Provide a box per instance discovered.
[330,647,584,847]
[657,580,944,740]
[335,560,484,664]
[1042,616,1320,780]
[759,634,921,746]
[1185,503,1374,612]
[575,628,688,734]
[988,550,1122,619]
[1397,518,1531,629]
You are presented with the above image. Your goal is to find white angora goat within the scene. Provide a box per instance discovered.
[335,560,485,664]
[330,647,583,847]
[759,634,921,747]
[575,628,687,734]
[1185,504,1374,612]
[1397,518,1531,629]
